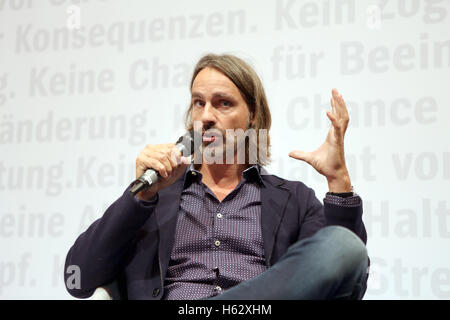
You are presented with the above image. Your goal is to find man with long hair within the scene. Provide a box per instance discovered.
[65,54,368,300]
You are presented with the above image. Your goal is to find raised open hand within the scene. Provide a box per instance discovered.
[289,88,352,192]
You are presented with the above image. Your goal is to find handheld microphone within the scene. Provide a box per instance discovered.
[130,130,197,195]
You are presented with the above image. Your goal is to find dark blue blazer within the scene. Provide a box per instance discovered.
[64,172,367,299]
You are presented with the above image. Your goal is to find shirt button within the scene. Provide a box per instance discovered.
[216,213,223,219]
[214,240,221,247]
[215,286,222,292]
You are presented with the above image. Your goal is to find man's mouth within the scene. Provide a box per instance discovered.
[202,133,216,143]
[202,128,223,144]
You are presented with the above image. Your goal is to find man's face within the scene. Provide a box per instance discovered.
[191,67,253,161]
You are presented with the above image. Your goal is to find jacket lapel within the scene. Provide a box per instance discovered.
[260,174,291,266]
[155,177,185,280]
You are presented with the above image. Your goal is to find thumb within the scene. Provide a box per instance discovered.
[289,150,312,163]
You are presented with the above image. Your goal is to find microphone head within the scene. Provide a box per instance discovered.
[176,130,200,157]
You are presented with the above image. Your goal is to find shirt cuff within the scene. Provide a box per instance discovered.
[324,193,361,207]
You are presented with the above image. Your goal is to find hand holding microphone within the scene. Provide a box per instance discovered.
[131,131,197,201]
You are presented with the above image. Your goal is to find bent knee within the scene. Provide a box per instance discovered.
[320,226,368,273]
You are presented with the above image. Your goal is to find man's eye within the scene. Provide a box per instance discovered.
[194,100,205,107]
[220,100,231,107]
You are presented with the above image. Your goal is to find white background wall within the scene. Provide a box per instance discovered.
[0,0,449,299]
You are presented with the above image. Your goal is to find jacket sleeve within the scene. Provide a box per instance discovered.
[323,193,367,244]
[297,184,367,244]
[64,187,158,298]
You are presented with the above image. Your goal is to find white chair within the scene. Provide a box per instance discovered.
[90,281,121,300]
[91,287,113,300]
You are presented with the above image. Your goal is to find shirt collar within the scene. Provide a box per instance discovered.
[183,164,264,188]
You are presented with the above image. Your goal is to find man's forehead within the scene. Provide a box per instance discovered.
[192,67,236,87]
[190,67,243,101]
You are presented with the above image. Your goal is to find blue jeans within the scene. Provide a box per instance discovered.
[209,226,368,300]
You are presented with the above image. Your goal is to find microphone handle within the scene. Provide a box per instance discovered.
[129,141,186,195]
[129,169,159,195]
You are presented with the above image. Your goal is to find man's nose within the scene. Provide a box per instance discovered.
[201,103,216,126]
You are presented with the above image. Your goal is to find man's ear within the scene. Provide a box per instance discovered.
[248,117,255,129]
[249,111,255,127]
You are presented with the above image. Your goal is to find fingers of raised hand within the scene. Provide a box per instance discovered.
[331,89,349,117]
[329,89,349,132]
[326,108,338,128]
